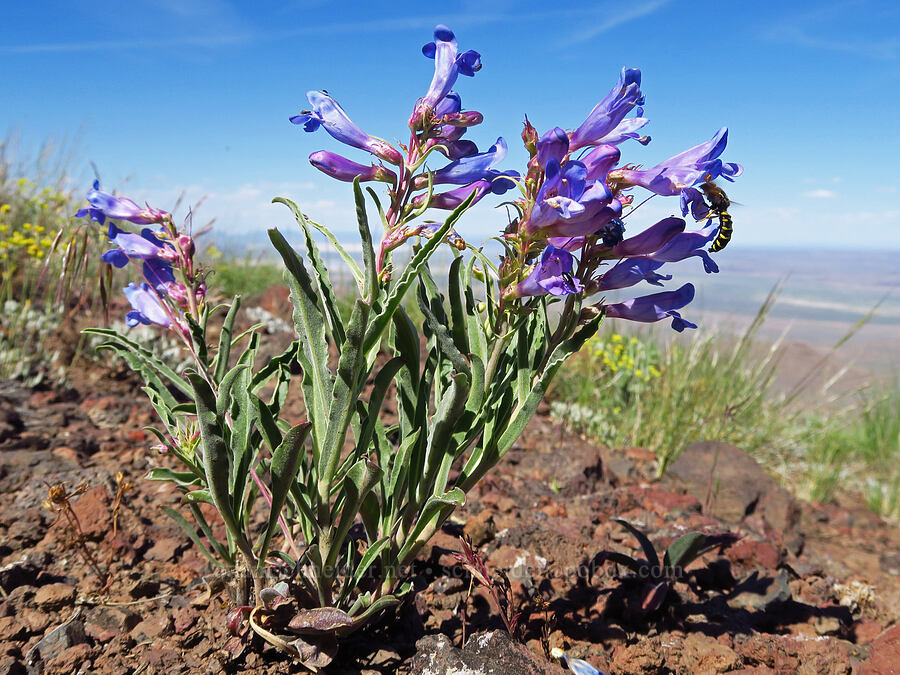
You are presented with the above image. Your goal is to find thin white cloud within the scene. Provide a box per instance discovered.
[566,0,673,45]
[1,5,674,55]
[802,189,836,198]
[763,2,900,60]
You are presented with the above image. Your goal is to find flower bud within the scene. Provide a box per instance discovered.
[309,151,397,183]
[439,111,484,127]
[521,116,538,157]
[177,234,195,257]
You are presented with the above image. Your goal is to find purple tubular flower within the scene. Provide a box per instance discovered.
[581,145,621,181]
[612,216,685,257]
[441,139,479,160]
[535,180,622,239]
[596,117,651,146]
[506,245,583,299]
[123,282,171,328]
[142,258,176,292]
[569,68,645,151]
[420,26,481,111]
[528,159,588,230]
[143,258,175,288]
[101,224,175,267]
[431,137,508,185]
[556,650,604,675]
[76,180,169,226]
[486,170,520,194]
[610,128,743,196]
[642,224,720,273]
[309,151,396,183]
[434,91,462,116]
[604,283,697,332]
[536,127,569,168]
[290,91,403,165]
[596,258,672,291]
[411,180,493,210]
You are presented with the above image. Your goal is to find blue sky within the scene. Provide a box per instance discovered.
[3,0,900,251]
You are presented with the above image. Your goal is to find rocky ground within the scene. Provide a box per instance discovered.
[1,324,899,674]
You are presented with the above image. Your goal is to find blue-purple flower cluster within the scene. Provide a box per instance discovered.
[290,25,519,274]
[291,25,742,331]
[502,72,743,331]
[76,181,204,331]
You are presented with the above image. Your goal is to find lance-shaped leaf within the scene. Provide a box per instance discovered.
[356,183,379,303]
[186,371,253,560]
[339,536,391,605]
[272,198,346,345]
[614,518,660,569]
[162,506,226,568]
[391,308,421,439]
[303,216,364,291]
[84,328,192,402]
[663,531,741,574]
[355,356,405,457]
[458,312,603,492]
[417,273,470,378]
[448,254,469,356]
[419,372,469,502]
[268,228,333,452]
[257,422,312,572]
[146,467,201,487]
[287,607,354,635]
[326,457,382,571]
[317,297,370,513]
[395,488,465,566]
[213,295,241,384]
[388,428,422,500]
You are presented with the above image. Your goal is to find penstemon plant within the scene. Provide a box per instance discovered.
[81,25,740,664]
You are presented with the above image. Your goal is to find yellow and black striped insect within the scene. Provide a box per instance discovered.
[701,180,733,253]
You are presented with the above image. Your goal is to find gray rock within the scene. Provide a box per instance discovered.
[25,609,87,675]
[662,441,799,532]
[727,568,792,611]
[409,630,565,675]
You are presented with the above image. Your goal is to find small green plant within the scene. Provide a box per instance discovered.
[599,519,739,613]
[80,23,743,667]
[801,386,900,519]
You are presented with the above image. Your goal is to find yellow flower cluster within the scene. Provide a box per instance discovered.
[0,219,55,261]
[588,333,661,381]
[0,178,70,265]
